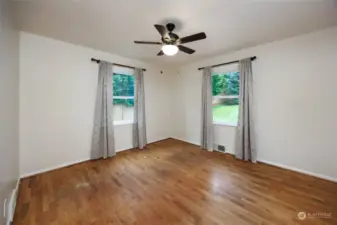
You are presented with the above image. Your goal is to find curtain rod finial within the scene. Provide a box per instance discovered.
[91,58,100,63]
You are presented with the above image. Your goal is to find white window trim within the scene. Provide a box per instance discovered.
[213,95,239,99]
[113,67,134,76]
[112,97,134,123]
[213,120,237,127]
[113,120,134,126]
[113,96,134,99]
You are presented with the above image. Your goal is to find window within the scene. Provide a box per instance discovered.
[212,66,240,126]
[113,73,134,124]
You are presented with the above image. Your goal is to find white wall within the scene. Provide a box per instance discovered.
[0,0,19,224]
[173,26,337,181]
[19,26,337,181]
[19,32,172,177]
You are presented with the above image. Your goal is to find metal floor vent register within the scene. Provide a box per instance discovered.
[213,144,226,153]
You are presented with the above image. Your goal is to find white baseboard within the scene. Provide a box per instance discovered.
[115,137,171,152]
[20,137,171,179]
[6,179,20,225]
[20,158,90,178]
[20,137,337,183]
[171,137,200,146]
[172,137,337,183]
[258,159,337,183]
[148,137,173,144]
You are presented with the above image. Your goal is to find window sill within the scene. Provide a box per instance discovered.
[213,121,237,127]
[113,120,134,126]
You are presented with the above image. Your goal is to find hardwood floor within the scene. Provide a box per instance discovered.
[14,139,337,225]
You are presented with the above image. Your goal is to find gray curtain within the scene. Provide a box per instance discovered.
[235,58,256,162]
[133,68,147,149]
[91,62,115,159]
[201,67,214,150]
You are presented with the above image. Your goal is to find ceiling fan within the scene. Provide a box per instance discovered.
[134,23,207,56]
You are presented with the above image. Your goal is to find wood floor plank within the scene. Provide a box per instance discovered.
[13,139,337,225]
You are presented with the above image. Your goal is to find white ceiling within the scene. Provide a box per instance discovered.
[14,0,337,66]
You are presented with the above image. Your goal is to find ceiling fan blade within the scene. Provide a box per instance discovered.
[154,24,169,39]
[134,41,162,45]
[157,50,164,56]
[178,45,195,54]
[179,32,206,44]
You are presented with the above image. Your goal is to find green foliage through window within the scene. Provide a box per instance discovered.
[212,72,240,124]
[212,72,239,95]
[113,73,134,107]
[212,72,239,105]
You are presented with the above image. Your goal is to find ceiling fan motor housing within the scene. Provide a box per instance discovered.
[166,23,175,32]
[162,33,179,44]
[161,23,179,44]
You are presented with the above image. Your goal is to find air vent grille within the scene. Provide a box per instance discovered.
[217,145,225,152]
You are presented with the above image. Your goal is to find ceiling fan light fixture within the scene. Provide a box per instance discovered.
[162,44,178,56]
[134,23,206,56]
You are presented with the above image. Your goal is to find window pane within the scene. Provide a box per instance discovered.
[212,72,240,96]
[112,73,134,123]
[113,98,134,121]
[212,98,239,125]
[212,71,240,125]
[113,73,134,97]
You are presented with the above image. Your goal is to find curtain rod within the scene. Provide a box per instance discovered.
[91,58,146,72]
[198,56,257,71]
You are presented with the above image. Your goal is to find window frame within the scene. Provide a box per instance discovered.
[112,72,135,125]
[211,68,240,127]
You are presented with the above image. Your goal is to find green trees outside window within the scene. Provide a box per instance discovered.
[212,72,240,124]
[112,73,135,121]
[113,73,134,107]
